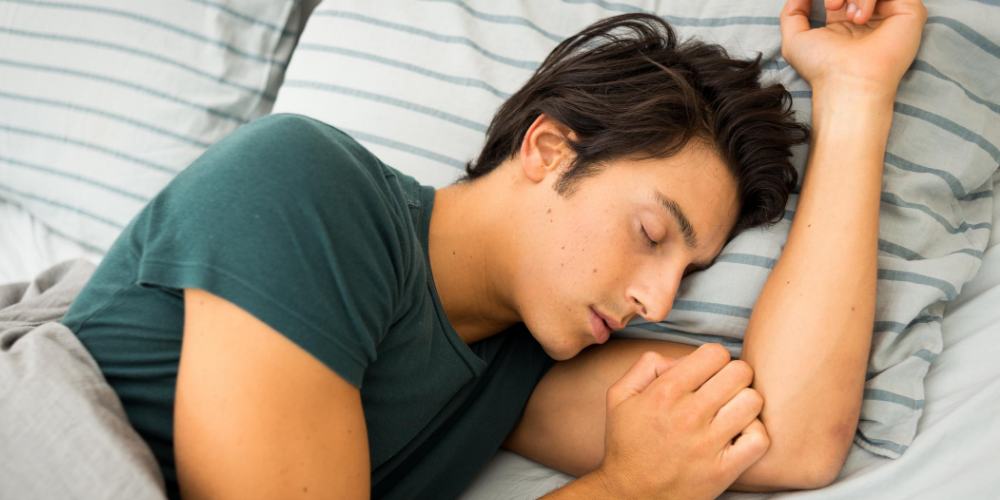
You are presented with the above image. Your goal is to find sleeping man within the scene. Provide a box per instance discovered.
[60,0,927,498]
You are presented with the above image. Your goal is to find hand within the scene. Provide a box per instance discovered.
[780,0,927,97]
[594,344,769,500]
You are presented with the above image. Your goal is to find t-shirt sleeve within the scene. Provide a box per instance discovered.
[133,113,409,388]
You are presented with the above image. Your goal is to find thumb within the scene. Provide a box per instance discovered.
[606,352,685,411]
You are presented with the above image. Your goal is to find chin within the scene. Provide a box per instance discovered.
[537,335,589,361]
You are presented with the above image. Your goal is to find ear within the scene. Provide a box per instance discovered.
[519,114,576,184]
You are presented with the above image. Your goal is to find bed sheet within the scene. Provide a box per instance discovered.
[459,169,1000,499]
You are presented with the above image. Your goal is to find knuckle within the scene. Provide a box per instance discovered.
[639,350,662,365]
[606,383,621,402]
[655,379,682,401]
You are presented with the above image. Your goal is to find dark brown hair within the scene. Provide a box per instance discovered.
[462,13,809,239]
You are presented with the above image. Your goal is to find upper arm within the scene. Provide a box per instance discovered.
[175,288,370,500]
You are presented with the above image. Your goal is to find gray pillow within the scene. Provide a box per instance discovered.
[0,258,167,500]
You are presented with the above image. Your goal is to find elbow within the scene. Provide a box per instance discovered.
[787,450,845,490]
[730,421,853,492]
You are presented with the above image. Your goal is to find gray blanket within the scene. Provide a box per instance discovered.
[0,258,166,500]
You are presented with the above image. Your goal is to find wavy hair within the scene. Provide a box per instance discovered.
[462,13,810,239]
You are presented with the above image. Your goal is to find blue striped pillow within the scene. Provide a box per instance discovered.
[0,0,310,255]
[272,0,999,459]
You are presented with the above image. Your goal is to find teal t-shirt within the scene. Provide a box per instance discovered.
[61,113,557,500]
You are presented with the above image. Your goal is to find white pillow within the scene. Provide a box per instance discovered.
[0,0,308,256]
[271,0,999,459]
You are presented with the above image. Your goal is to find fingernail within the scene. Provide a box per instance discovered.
[847,3,857,16]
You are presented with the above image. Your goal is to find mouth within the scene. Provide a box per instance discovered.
[588,307,614,344]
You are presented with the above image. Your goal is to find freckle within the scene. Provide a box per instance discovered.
[547,208,552,214]
[560,263,564,267]
[561,246,565,250]
[593,268,598,273]
[550,219,553,223]
[452,251,455,255]
[851,307,855,311]
[303,487,308,493]
[786,281,790,284]
[808,224,812,227]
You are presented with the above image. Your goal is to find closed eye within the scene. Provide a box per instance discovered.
[640,225,658,249]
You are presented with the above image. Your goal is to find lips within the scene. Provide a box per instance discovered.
[589,307,613,344]
[594,309,623,331]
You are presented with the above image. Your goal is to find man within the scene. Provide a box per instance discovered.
[60,0,926,498]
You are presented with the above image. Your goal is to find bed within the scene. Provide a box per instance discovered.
[1,0,998,498]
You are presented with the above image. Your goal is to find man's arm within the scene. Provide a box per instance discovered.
[731,0,928,489]
[175,289,370,499]
[506,0,927,492]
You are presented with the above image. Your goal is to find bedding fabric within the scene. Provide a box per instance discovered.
[0,0,309,256]
[271,0,1000,458]
[0,258,167,500]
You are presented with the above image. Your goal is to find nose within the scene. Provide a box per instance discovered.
[626,266,684,323]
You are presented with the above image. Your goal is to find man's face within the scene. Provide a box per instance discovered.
[512,142,740,360]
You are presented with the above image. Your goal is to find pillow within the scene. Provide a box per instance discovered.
[271,0,999,459]
[0,0,310,257]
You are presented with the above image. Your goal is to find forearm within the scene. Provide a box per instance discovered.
[539,470,627,500]
[731,87,894,490]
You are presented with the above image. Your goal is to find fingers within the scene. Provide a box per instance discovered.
[780,0,813,50]
[825,0,847,11]
[649,343,730,395]
[723,419,770,474]
[694,359,754,413]
[606,351,683,411]
[711,387,764,439]
[851,0,876,24]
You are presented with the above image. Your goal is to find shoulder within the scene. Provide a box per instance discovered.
[175,114,418,216]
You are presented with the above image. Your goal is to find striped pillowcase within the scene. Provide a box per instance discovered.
[0,0,308,255]
[271,0,999,459]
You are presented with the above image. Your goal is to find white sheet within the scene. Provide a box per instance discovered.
[459,170,1000,499]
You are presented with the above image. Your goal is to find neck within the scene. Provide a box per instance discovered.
[428,174,521,344]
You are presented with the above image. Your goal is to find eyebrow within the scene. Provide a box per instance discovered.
[653,190,712,272]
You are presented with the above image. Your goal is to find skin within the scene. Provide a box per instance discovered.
[428,118,740,359]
